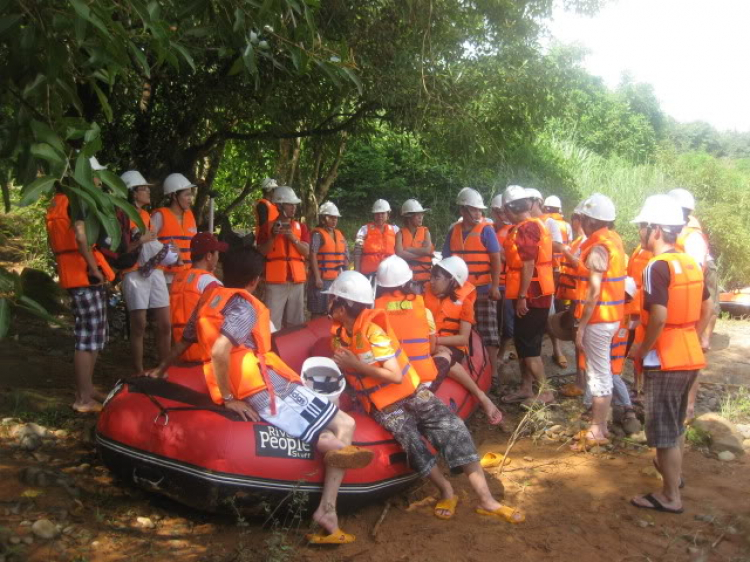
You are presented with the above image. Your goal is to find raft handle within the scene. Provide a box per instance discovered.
[154,411,170,426]
[133,468,164,490]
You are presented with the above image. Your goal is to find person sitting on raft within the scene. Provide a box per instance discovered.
[378,255,503,425]
[327,271,523,523]
[146,247,372,545]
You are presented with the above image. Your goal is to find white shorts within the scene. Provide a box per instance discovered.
[122,269,170,311]
[582,321,619,398]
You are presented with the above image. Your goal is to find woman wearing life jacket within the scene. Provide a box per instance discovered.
[309,201,348,318]
[423,256,503,425]
[151,173,197,284]
[490,194,515,366]
[628,194,712,515]
[395,199,434,294]
[354,199,399,279]
[119,170,174,373]
[147,247,372,545]
[327,271,523,524]
[253,177,279,240]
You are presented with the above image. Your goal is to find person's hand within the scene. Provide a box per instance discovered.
[140,230,155,244]
[271,221,282,236]
[315,277,324,289]
[224,399,260,422]
[515,297,528,318]
[700,335,710,352]
[489,286,501,301]
[627,342,642,362]
[333,348,359,370]
[143,367,168,379]
[575,324,585,352]
[88,266,104,285]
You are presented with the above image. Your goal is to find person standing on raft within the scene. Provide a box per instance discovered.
[147,247,372,545]
[327,271,523,524]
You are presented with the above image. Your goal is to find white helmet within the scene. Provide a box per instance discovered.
[490,193,504,209]
[573,200,586,216]
[301,357,346,399]
[544,195,562,209]
[401,198,428,215]
[319,201,341,217]
[456,187,486,209]
[525,188,543,202]
[372,199,391,213]
[322,271,374,305]
[624,276,637,298]
[89,156,107,171]
[503,184,529,206]
[376,255,413,288]
[580,193,616,221]
[435,256,469,287]
[163,173,196,195]
[261,177,279,192]
[631,194,685,227]
[668,188,695,211]
[120,170,152,190]
[273,186,301,205]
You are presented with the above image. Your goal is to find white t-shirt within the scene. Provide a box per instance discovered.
[196,273,222,293]
[544,217,563,244]
[683,231,709,269]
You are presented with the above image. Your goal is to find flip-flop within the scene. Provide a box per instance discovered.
[480,452,511,469]
[71,402,103,414]
[324,446,374,469]
[630,493,684,514]
[434,496,459,520]
[653,459,685,489]
[559,384,584,398]
[306,528,356,544]
[476,506,525,524]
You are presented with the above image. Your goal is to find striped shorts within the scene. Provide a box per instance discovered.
[643,369,699,448]
[474,294,499,348]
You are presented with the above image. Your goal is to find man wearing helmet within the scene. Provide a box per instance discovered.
[254,177,279,241]
[309,201,349,318]
[628,195,713,515]
[257,186,310,329]
[396,199,434,293]
[354,199,399,279]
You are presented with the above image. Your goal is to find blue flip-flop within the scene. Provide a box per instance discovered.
[631,493,684,514]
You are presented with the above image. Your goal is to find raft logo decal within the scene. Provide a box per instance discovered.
[254,425,313,460]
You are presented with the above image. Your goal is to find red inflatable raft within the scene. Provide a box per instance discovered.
[96,317,490,512]
[719,287,750,317]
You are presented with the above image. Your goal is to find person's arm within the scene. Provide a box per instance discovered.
[436,320,471,349]
[636,303,666,359]
[74,220,104,283]
[145,340,191,378]
[489,251,501,300]
[515,259,534,317]
[211,334,260,421]
[285,224,309,258]
[697,296,713,350]
[310,232,323,288]
[333,348,403,383]
[574,271,603,350]
[257,224,276,255]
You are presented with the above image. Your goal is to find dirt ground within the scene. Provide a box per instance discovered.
[1,312,749,562]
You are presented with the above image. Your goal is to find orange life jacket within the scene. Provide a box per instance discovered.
[495,223,513,287]
[196,288,300,407]
[503,217,554,299]
[449,219,495,287]
[331,308,421,413]
[400,226,434,283]
[153,207,197,275]
[542,212,570,268]
[627,244,653,316]
[635,253,706,371]
[676,215,710,270]
[556,235,584,302]
[313,227,347,281]
[254,198,280,240]
[375,292,438,384]
[265,220,307,283]
[423,281,477,353]
[121,208,153,275]
[360,223,396,275]
[45,193,115,289]
[574,228,626,323]
[610,316,630,376]
[170,267,220,363]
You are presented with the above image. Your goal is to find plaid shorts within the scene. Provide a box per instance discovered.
[474,293,500,348]
[643,369,698,448]
[373,387,479,476]
[69,286,108,351]
[307,279,334,315]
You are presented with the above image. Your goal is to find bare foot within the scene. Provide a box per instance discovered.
[72,401,102,414]
[480,395,503,425]
[521,390,555,406]
[501,390,533,404]
[313,502,339,535]
[92,389,108,403]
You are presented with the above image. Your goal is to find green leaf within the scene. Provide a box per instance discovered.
[172,42,196,72]
[0,14,22,38]
[111,197,145,233]
[97,170,127,198]
[31,120,66,154]
[19,176,56,207]
[30,143,65,166]
[91,82,113,122]
[22,74,46,98]
[69,0,109,36]
[0,298,9,339]
[17,296,63,326]
[340,67,363,95]
[129,42,151,78]
[242,43,257,75]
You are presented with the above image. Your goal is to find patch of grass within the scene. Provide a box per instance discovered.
[686,425,710,447]
[720,388,750,424]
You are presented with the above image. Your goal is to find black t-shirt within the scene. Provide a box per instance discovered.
[643,250,709,310]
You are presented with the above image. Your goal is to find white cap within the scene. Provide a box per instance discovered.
[372,199,391,213]
[261,177,279,191]
[625,276,637,298]
[456,187,486,209]
[301,357,346,399]
[319,201,341,217]
[89,156,107,171]
[544,195,562,209]
[120,170,152,190]
[573,201,586,216]
[322,270,375,305]
[272,186,301,205]
[631,194,685,227]
[401,198,428,215]
[525,188,543,201]
[490,194,504,209]
[580,193,616,221]
[163,173,196,195]
[435,256,469,287]
[668,188,695,211]
[376,255,413,288]
[503,185,529,206]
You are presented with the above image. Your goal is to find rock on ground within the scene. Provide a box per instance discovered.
[691,413,746,456]
[31,519,59,540]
